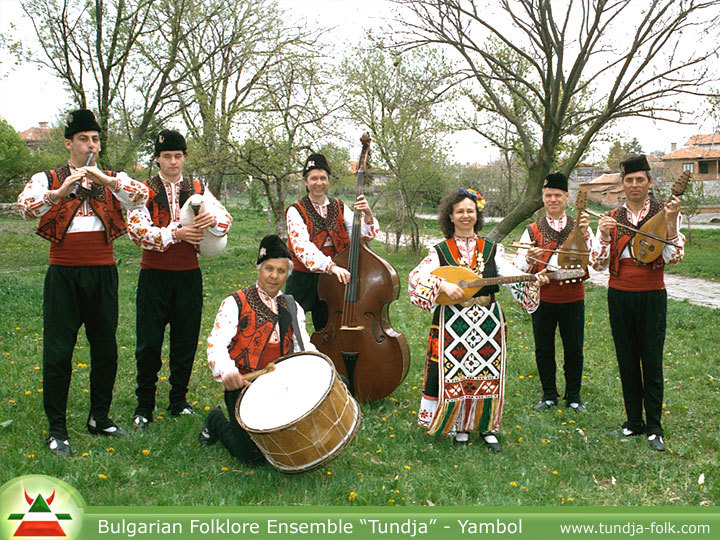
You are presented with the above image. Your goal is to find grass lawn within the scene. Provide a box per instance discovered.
[0,204,718,507]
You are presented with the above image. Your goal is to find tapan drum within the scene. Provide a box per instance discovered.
[235,351,361,473]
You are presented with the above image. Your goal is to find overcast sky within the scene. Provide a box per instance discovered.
[0,0,715,164]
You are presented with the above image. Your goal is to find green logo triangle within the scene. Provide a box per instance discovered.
[28,493,52,513]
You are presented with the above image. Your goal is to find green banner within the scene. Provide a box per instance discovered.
[84,508,719,540]
[2,476,718,540]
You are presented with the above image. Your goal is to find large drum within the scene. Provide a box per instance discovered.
[235,351,361,473]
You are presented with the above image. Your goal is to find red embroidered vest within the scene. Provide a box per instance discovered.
[287,195,350,271]
[526,218,585,303]
[227,286,294,375]
[36,165,125,244]
[607,202,665,291]
[140,176,204,271]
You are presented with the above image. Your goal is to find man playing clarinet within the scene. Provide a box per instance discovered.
[593,155,684,452]
[17,109,147,456]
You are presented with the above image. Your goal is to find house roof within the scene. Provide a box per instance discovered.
[662,146,720,161]
[19,126,51,142]
[580,173,620,186]
[685,133,720,146]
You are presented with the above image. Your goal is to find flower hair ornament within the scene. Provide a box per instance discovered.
[458,187,486,212]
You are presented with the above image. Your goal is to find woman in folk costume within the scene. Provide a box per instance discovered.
[409,188,548,452]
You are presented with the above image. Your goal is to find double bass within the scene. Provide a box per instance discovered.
[311,134,410,402]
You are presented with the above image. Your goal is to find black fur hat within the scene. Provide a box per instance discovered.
[64,109,101,138]
[257,235,292,265]
[154,130,187,155]
[302,153,331,177]
[620,155,650,176]
[543,172,568,191]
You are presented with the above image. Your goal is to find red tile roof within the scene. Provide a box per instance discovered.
[662,146,720,160]
[684,133,720,146]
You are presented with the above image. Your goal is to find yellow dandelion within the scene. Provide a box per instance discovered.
[542,439,548,444]
[106,447,114,453]
[204,406,211,412]
[81,452,89,457]
[37,389,43,393]
[27,454,35,459]
[515,425,521,429]
[376,449,382,453]
[389,434,395,438]
[518,437,523,442]
[24,391,31,396]
[8,399,15,404]
[411,410,417,415]
[198,341,203,345]
[327,471,332,475]
[689,376,694,380]
[510,481,517,487]
[567,497,575,502]
[404,465,411,470]
[142,449,150,456]
[552,470,559,475]
[556,409,562,414]
[519,375,525,380]
[662,403,666,409]
[98,474,107,480]
[348,492,357,501]
[357,472,364,477]
[221,467,229,472]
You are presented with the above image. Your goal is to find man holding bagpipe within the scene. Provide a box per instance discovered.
[592,155,684,452]
[17,109,148,456]
[127,130,232,430]
[514,172,594,414]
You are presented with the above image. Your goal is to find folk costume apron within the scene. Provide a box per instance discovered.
[418,237,508,436]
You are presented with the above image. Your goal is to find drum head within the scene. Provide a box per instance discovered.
[238,352,334,431]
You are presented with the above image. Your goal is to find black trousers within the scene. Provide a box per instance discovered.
[206,389,265,465]
[43,265,119,440]
[530,300,585,404]
[608,288,667,436]
[284,270,327,330]
[134,268,202,418]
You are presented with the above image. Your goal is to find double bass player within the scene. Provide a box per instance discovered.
[285,153,378,331]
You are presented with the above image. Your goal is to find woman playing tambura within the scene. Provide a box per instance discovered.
[200,235,317,465]
[409,189,548,452]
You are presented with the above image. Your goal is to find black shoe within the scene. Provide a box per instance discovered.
[532,399,557,411]
[168,402,194,416]
[87,417,128,437]
[198,409,220,448]
[482,434,502,453]
[606,427,643,438]
[46,436,72,457]
[132,414,150,431]
[648,434,666,451]
[568,402,588,413]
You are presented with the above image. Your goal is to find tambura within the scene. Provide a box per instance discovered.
[235,351,361,473]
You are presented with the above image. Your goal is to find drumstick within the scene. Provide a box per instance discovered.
[243,363,276,382]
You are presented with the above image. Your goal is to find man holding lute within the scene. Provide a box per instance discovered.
[592,155,684,452]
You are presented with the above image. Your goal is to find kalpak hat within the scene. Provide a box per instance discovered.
[154,130,187,155]
[64,109,101,139]
[257,235,293,265]
[543,172,568,192]
[303,153,331,177]
[620,155,650,176]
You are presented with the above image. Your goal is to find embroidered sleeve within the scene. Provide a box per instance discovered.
[292,303,318,353]
[514,228,533,273]
[592,228,611,271]
[206,296,241,382]
[126,206,176,251]
[342,203,378,239]
[286,205,333,273]
[496,243,539,313]
[202,188,233,237]
[663,214,685,265]
[112,173,148,210]
[408,247,443,312]
[17,172,54,218]
[584,224,598,267]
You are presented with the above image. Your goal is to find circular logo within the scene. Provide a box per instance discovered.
[0,475,84,539]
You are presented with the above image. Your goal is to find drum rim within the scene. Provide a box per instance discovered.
[266,397,361,474]
[235,350,336,433]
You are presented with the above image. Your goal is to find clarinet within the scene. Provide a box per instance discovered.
[68,152,95,200]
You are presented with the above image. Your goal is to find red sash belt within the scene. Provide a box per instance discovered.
[608,258,665,291]
[49,231,114,266]
[141,242,199,271]
[540,278,584,303]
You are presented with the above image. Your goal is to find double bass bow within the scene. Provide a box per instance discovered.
[311,133,410,402]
